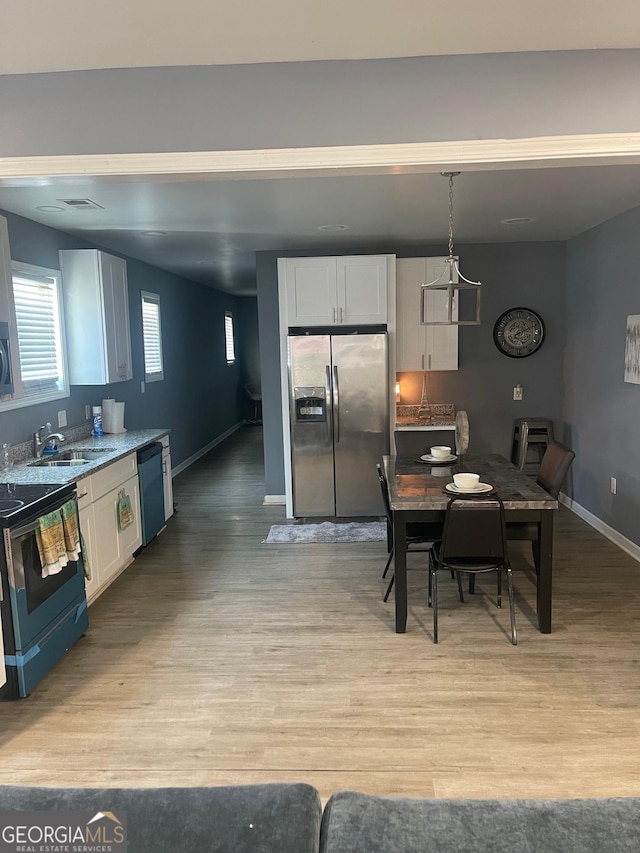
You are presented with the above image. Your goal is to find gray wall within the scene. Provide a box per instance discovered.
[0,51,639,157]
[564,204,640,543]
[1,210,245,467]
[235,295,261,420]
[257,242,566,496]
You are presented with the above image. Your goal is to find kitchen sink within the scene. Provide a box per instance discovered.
[29,448,116,467]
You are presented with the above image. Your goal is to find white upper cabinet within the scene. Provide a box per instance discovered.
[284,255,388,326]
[60,249,133,385]
[396,257,458,371]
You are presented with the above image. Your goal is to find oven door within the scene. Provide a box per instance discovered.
[3,494,86,652]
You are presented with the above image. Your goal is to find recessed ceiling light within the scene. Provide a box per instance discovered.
[141,230,168,237]
[317,224,349,232]
[500,217,534,226]
[36,205,64,213]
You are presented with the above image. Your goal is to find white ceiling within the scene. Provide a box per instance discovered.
[3,0,640,75]
[1,164,640,295]
[2,1,640,295]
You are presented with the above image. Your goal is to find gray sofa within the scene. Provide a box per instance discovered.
[319,791,640,852]
[0,783,321,853]
[0,784,638,852]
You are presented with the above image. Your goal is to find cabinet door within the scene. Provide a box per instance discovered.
[424,257,458,371]
[92,474,142,586]
[337,256,388,324]
[61,249,132,384]
[284,257,337,325]
[119,474,142,556]
[78,503,100,604]
[99,252,133,382]
[396,257,458,371]
[396,258,428,370]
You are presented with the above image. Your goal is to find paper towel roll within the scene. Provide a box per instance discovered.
[102,398,115,433]
[110,402,126,433]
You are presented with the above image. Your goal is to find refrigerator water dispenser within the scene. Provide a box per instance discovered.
[294,388,326,422]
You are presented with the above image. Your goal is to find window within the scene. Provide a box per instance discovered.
[225,311,235,364]
[141,291,164,382]
[2,261,68,408]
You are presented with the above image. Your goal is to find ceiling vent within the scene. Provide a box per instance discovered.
[56,198,105,211]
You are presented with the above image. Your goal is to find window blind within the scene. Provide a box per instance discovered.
[12,272,64,396]
[142,292,164,381]
[225,312,235,364]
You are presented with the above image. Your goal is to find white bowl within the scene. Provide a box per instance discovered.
[430,445,452,459]
[453,472,480,490]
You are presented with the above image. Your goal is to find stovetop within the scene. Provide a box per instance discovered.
[0,482,74,523]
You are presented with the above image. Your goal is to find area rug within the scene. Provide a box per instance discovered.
[263,521,386,543]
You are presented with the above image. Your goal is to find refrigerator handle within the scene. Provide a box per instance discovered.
[325,365,332,444]
[332,365,340,442]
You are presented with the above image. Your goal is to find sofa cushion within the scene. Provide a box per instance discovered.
[319,791,640,853]
[0,783,321,853]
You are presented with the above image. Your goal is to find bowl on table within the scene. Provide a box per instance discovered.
[452,472,480,491]
[430,445,452,459]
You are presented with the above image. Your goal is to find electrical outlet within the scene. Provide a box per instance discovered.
[141,381,145,394]
[57,410,67,428]
[513,385,523,401]
[85,404,91,420]
[611,477,617,495]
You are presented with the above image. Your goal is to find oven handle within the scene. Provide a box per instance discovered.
[9,493,78,540]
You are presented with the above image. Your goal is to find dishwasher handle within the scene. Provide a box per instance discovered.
[137,441,163,465]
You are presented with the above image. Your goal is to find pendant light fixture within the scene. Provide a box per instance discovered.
[420,172,481,326]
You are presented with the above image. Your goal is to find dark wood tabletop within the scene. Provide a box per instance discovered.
[384,453,558,511]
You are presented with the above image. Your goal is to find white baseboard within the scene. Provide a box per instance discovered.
[263,495,286,505]
[560,493,640,565]
[171,421,245,477]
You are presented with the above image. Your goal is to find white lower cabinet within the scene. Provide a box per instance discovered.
[78,453,142,604]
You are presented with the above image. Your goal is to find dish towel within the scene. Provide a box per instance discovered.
[36,499,82,578]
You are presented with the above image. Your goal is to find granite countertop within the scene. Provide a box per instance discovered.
[395,420,456,430]
[0,429,169,486]
[384,453,558,511]
[395,403,456,430]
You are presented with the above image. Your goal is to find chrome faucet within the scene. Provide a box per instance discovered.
[34,424,66,458]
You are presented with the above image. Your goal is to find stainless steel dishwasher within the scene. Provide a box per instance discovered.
[137,442,165,546]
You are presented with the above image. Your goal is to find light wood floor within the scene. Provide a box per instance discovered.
[2,426,640,803]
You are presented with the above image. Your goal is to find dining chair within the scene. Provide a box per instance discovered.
[510,418,554,471]
[376,463,443,602]
[506,440,575,572]
[455,410,469,456]
[431,496,517,645]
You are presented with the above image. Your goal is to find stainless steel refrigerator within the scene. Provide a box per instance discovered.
[288,330,388,517]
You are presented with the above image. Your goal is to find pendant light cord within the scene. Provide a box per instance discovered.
[448,173,455,257]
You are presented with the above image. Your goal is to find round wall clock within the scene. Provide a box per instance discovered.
[493,307,545,358]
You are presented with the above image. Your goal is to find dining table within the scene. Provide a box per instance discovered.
[383,453,559,634]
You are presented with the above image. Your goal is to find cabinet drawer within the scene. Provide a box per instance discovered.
[86,453,137,502]
[76,476,94,508]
